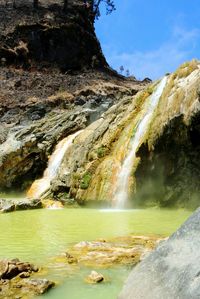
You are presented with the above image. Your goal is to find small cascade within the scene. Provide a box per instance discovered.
[27,130,82,199]
[113,77,168,208]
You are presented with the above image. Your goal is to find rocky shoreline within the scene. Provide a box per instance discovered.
[0,259,54,298]
[0,234,161,297]
[0,198,42,213]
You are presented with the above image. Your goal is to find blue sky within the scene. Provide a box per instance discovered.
[95,0,200,79]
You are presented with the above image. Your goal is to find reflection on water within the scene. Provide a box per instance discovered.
[0,208,191,299]
[0,192,26,200]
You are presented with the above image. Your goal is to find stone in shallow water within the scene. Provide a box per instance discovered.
[15,199,42,210]
[85,271,104,284]
[65,252,78,264]
[21,278,55,295]
[0,259,55,298]
[0,199,15,213]
[60,236,160,268]
[0,259,38,280]
[0,198,43,213]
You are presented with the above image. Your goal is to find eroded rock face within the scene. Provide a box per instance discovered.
[0,0,145,193]
[0,259,55,298]
[48,61,200,208]
[133,61,200,208]
[0,0,107,71]
[0,63,142,191]
[134,112,200,208]
[0,109,89,189]
[118,208,200,299]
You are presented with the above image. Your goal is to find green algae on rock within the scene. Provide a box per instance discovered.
[56,235,161,268]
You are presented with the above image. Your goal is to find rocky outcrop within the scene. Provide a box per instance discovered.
[46,60,200,208]
[0,0,146,195]
[0,0,107,71]
[0,79,141,191]
[1,1,199,210]
[0,108,89,189]
[0,258,55,298]
[44,84,152,202]
[0,198,42,213]
[134,60,200,208]
[118,208,200,299]
[61,236,159,268]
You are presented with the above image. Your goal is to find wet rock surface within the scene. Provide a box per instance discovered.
[86,271,104,284]
[49,61,200,207]
[59,236,160,268]
[0,198,42,213]
[134,61,200,208]
[118,208,200,299]
[0,259,55,298]
[0,73,142,191]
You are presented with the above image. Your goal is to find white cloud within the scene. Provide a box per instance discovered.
[104,27,200,80]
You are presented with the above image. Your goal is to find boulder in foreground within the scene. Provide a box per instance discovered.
[118,208,200,299]
[0,259,55,298]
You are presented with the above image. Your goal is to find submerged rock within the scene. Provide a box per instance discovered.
[61,236,159,268]
[118,208,200,299]
[20,278,55,295]
[0,199,15,213]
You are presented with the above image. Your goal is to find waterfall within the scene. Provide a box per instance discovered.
[114,77,168,208]
[27,130,82,199]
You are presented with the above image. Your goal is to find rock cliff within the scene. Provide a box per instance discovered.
[0,0,145,191]
[43,60,200,209]
[0,2,199,209]
[0,0,107,71]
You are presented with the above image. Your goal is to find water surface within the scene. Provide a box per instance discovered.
[0,208,191,299]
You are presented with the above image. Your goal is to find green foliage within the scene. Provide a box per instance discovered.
[96,146,106,158]
[174,60,198,79]
[80,172,92,190]
[92,0,116,20]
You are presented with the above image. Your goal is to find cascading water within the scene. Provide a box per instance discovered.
[27,130,82,199]
[114,77,168,208]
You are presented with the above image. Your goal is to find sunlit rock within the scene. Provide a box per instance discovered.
[85,271,104,284]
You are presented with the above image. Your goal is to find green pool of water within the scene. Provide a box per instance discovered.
[0,208,191,299]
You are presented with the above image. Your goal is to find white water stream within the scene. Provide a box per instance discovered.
[27,130,82,199]
[114,77,168,208]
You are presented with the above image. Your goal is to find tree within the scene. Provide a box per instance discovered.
[89,0,116,20]
[119,65,124,74]
[126,69,130,77]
